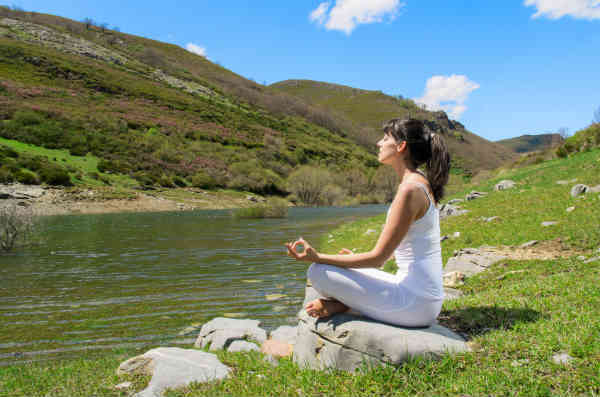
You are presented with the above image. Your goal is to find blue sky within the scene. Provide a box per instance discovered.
[3,0,599,141]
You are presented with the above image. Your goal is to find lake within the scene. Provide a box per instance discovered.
[0,204,386,366]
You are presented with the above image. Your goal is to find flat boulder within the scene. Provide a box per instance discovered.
[194,317,267,350]
[444,248,507,276]
[439,203,469,220]
[294,310,469,372]
[465,191,487,201]
[117,347,230,397]
[494,180,516,191]
[570,184,589,197]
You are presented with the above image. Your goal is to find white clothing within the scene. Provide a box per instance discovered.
[307,182,444,327]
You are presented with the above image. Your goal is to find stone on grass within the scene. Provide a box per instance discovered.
[444,248,507,277]
[447,198,464,205]
[439,203,469,220]
[556,179,577,185]
[589,185,600,193]
[443,287,463,300]
[270,325,298,345]
[117,347,230,397]
[443,271,465,287]
[495,180,516,191]
[294,310,469,372]
[227,340,259,352]
[483,216,500,222]
[570,184,589,197]
[584,256,599,264]
[194,318,267,350]
[465,191,487,201]
[566,206,575,213]
[541,221,558,227]
[520,240,538,249]
[552,353,574,365]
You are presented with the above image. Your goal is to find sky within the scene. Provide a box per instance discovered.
[3,0,599,141]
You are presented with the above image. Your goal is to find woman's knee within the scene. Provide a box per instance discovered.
[307,262,327,286]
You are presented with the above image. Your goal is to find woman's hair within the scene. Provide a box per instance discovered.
[382,118,451,203]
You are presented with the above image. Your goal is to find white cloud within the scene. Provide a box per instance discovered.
[309,0,405,34]
[524,0,600,20]
[185,43,206,57]
[415,75,480,119]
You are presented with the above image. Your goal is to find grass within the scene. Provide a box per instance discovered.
[1,147,598,396]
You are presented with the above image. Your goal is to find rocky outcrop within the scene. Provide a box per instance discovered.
[293,309,469,372]
[570,184,589,197]
[194,317,267,351]
[494,180,516,191]
[439,203,469,220]
[0,184,45,200]
[445,248,507,276]
[117,347,230,397]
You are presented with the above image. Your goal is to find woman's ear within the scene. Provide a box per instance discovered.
[396,141,407,154]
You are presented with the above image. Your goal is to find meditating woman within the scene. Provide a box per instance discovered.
[285,118,451,327]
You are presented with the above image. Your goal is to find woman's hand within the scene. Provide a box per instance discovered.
[338,248,353,255]
[285,237,320,263]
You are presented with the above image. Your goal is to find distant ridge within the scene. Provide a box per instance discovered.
[496,133,563,154]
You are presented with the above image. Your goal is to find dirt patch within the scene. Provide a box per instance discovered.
[481,239,583,261]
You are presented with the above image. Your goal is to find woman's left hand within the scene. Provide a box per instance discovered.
[285,237,320,263]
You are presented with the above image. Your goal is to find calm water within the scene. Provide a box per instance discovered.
[0,205,386,366]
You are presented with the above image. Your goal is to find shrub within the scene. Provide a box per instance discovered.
[158,174,175,188]
[0,204,36,252]
[15,169,39,185]
[39,166,72,186]
[0,167,14,183]
[173,176,187,187]
[13,110,44,126]
[232,197,288,219]
[286,165,333,206]
[191,171,217,189]
[555,145,568,158]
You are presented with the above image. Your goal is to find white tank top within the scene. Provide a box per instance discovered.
[386,182,444,301]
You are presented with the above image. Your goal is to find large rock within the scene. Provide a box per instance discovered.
[270,325,298,346]
[444,248,507,276]
[117,347,230,397]
[494,180,516,191]
[570,184,589,197]
[589,185,600,193]
[0,184,45,200]
[194,318,267,350]
[439,203,469,220]
[294,310,469,372]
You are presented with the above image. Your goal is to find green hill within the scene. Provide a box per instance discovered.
[496,133,563,153]
[271,79,517,174]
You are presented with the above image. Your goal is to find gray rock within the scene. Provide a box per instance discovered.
[227,340,259,352]
[541,221,558,227]
[552,353,574,365]
[270,325,298,346]
[584,256,599,264]
[465,191,487,201]
[589,185,600,193]
[439,203,469,220]
[117,347,230,397]
[447,198,464,205]
[444,248,507,276]
[194,318,267,350]
[520,240,538,249]
[443,288,463,300]
[556,179,577,185]
[483,216,500,222]
[570,184,589,197]
[566,206,575,213]
[293,310,469,372]
[494,180,516,191]
[0,184,45,200]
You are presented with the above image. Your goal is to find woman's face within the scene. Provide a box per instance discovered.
[377,133,401,164]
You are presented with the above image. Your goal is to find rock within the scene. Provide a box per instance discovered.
[570,184,589,197]
[589,185,600,193]
[260,339,293,358]
[246,195,258,202]
[0,184,45,200]
[114,381,132,390]
[227,340,259,352]
[520,240,538,249]
[465,191,487,201]
[439,203,469,220]
[293,310,469,372]
[452,232,461,239]
[270,325,298,346]
[440,235,449,242]
[444,248,507,276]
[194,318,267,350]
[483,216,500,222]
[443,288,463,300]
[494,180,516,191]
[541,221,558,227]
[584,256,599,264]
[566,206,575,213]
[442,271,465,287]
[117,348,230,397]
[552,353,574,365]
[364,229,377,235]
[447,198,464,205]
[556,179,577,185]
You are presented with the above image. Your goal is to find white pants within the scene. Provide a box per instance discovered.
[307,263,443,327]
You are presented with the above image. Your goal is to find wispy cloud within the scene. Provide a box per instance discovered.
[415,75,480,119]
[524,0,600,20]
[185,43,206,57]
[309,0,405,35]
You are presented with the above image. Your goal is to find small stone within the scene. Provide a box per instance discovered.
[443,271,465,287]
[466,191,487,201]
[570,184,589,197]
[265,293,287,301]
[520,240,538,248]
[584,256,599,264]
[484,216,500,222]
[566,206,575,212]
[440,235,449,242]
[556,179,577,185]
[114,381,132,390]
[227,340,259,352]
[494,180,516,191]
[552,353,574,365]
[452,232,461,238]
[364,229,377,235]
[541,221,558,227]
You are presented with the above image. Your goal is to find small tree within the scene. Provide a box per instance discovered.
[594,106,600,124]
[558,127,570,140]
[0,204,35,252]
[286,166,333,206]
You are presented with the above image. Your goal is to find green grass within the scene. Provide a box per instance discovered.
[1,145,598,397]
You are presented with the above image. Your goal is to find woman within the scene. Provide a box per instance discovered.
[285,118,450,327]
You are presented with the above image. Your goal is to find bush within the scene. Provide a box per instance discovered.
[232,197,288,219]
[173,176,187,187]
[555,145,568,158]
[0,167,14,183]
[0,204,36,252]
[39,166,72,186]
[191,171,217,189]
[15,169,39,185]
[158,174,175,188]
[286,165,333,206]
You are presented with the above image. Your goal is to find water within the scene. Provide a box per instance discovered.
[0,205,386,365]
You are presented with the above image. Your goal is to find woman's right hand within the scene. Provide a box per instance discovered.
[338,248,353,255]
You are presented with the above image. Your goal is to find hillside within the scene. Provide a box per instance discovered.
[496,133,563,153]
[271,79,517,174]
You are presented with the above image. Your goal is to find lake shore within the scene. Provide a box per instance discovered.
[0,184,275,216]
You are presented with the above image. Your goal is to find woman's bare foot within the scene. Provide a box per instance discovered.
[305,298,349,318]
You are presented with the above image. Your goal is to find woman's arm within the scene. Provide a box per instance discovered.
[286,184,422,268]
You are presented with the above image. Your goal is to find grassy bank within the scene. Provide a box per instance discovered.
[1,150,599,396]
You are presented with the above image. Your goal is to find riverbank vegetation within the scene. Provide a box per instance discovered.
[231,197,288,219]
[1,135,597,396]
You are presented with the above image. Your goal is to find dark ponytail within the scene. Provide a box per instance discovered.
[382,118,451,203]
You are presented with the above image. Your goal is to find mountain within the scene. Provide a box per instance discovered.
[270,80,517,175]
[496,133,563,154]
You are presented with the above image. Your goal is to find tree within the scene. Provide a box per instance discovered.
[0,204,35,252]
[286,166,333,206]
[83,17,94,30]
[558,127,570,140]
[594,106,600,124]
